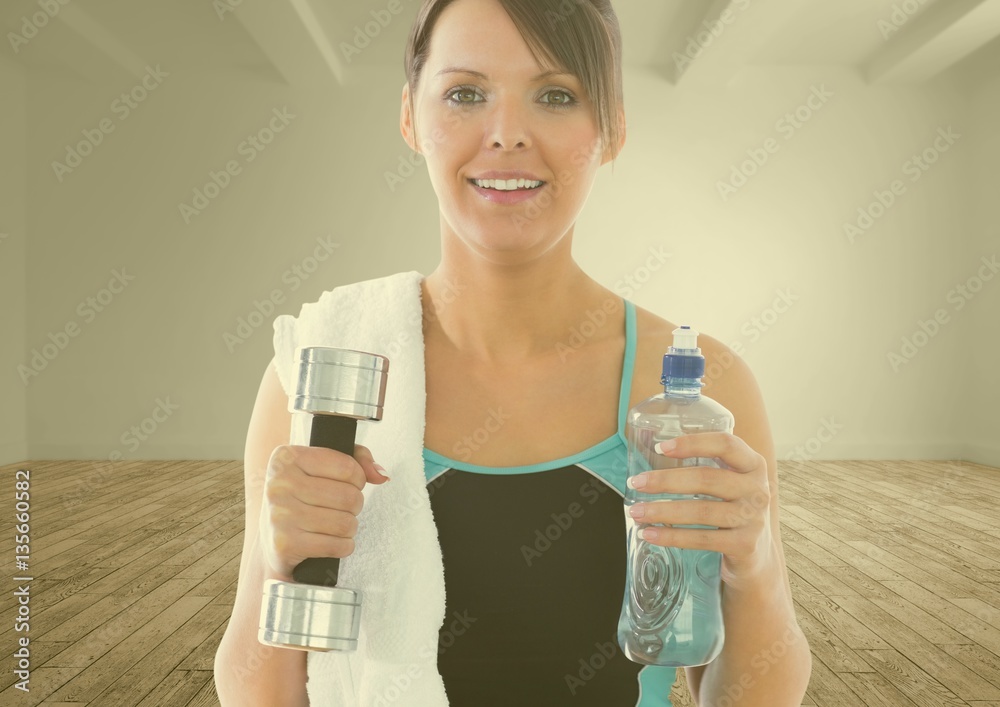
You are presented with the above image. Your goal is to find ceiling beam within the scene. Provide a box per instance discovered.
[866,0,1000,84]
[53,4,152,83]
[654,0,723,83]
[669,0,802,87]
[233,0,345,87]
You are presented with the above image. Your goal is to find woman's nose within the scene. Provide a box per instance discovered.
[485,96,532,150]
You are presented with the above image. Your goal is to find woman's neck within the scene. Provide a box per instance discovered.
[420,265,620,367]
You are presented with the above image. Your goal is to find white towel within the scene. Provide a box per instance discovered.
[271,270,449,706]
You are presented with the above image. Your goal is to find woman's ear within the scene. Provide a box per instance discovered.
[400,83,418,152]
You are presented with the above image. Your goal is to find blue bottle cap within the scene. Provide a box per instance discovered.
[661,325,705,384]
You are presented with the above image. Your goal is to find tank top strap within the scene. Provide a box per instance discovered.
[617,299,637,436]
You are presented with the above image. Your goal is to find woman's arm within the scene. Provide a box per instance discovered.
[214,359,309,706]
[684,342,812,706]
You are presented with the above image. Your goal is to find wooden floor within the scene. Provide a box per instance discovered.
[0,458,997,706]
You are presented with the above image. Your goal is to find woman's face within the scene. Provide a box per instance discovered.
[401,0,618,262]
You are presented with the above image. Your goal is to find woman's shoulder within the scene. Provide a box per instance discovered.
[630,301,757,409]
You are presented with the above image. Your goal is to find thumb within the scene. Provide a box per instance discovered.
[354,444,390,484]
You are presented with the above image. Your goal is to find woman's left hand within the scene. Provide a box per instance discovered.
[626,431,775,589]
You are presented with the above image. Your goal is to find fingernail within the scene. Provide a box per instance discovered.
[373,463,390,479]
[628,504,645,518]
[654,439,677,454]
[627,473,647,489]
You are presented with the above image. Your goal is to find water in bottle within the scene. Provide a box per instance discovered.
[617,325,734,667]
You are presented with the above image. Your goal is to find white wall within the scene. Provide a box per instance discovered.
[0,56,27,465]
[966,71,1000,464]
[7,56,997,466]
[21,66,436,462]
[582,64,980,463]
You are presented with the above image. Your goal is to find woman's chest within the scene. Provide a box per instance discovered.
[423,335,662,467]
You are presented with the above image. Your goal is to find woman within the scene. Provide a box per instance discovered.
[215,0,812,704]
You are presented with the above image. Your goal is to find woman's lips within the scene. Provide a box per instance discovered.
[468,179,547,205]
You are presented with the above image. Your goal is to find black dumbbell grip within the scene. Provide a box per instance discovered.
[291,414,358,587]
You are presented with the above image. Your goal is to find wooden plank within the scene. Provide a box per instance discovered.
[847,541,982,597]
[44,596,211,703]
[176,611,231,671]
[880,579,999,647]
[186,673,222,707]
[856,649,967,706]
[939,644,1000,698]
[43,576,203,664]
[0,641,72,693]
[135,670,213,707]
[839,670,922,707]
[0,666,84,705]
[188,554,242,598]
[797,529,907,581]
[783,543,860,597]
[793,604,873,674]
[801,654,869,706]
[85,603,230,706]
[833,596,1000,702]
[791,585,891,651]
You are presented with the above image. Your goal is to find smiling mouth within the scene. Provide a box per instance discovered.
[467,178,547,191]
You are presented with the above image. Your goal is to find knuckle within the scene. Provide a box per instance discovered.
[273,532,292,558]
[274,444,295,465]
[335,486,365,515]
[333,537,355,559]
[336,513,359,539]
[263,480,284,506]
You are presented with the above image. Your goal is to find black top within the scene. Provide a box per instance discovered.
[427,464,647,705]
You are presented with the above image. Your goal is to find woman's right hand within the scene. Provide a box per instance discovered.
[259,443,390,580]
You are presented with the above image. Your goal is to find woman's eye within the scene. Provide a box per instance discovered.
[447,87,481,104]
[542,89,577,107]
[445,87,577,108]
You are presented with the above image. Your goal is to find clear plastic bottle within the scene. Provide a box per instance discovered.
[617,325,734,667]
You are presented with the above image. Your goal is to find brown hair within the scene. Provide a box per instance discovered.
[404,0,624,165]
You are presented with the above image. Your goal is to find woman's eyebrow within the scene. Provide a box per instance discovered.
[434,67,572,81]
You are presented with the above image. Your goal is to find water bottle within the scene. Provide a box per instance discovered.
[617,325,734,667]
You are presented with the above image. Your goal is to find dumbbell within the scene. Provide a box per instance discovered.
[258,346,389,652]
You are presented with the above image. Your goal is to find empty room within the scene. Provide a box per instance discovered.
[1,0,997,705]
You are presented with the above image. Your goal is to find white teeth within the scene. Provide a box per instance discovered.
[473,178,543,191]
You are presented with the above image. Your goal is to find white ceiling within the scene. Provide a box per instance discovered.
[2,0,998,87]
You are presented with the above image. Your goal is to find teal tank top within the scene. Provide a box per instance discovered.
[422,299,677,706]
